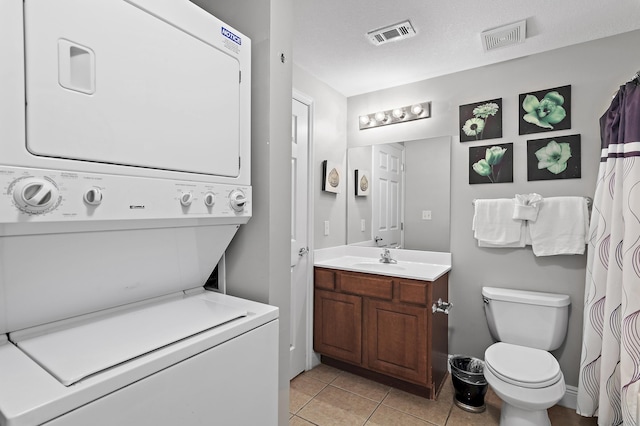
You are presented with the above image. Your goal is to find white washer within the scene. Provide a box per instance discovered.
[0,1,278,425]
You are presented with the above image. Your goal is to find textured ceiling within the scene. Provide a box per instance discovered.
[293,0,640,97]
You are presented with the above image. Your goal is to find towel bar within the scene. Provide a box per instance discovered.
[472,196,592,207]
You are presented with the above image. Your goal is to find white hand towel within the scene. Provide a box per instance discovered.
[473,199,524,246]
[478,222,528,248]
[528,197,589,256]
[513,193,543,221]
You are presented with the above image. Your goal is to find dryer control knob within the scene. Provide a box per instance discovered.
[204,192,216,207]
[83,187,103,206]
[229,189,247,212]
[12,177,60,214]
[180,192,194,207]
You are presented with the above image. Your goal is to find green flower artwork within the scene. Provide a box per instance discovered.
[519,85,571,135]
[527,135,581,181]
[459,98,502,142]
[535,140,571,174]
[469,143,513,184]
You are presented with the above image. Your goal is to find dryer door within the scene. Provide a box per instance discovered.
[24,0,241,177]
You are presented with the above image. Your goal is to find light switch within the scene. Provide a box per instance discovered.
[361,219,366,232]
[324,221,330,236]
[422,210,432,220]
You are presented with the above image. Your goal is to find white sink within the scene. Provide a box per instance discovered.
[313,247,451,281]
[350,262,407,271]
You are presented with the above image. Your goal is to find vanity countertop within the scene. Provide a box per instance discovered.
[314,245,451,281]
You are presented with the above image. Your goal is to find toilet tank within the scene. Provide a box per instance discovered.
[482,287,570,351]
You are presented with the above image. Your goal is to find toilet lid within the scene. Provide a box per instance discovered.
[485,342,562,389]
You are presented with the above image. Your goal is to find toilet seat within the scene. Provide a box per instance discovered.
[485,342,562,389]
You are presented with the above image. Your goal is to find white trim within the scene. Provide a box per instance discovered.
[558,384,577,410]
[292,89,316,373]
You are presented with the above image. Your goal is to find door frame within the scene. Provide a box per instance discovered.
[292,89,317,372]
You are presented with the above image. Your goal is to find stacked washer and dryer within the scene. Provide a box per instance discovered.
[0,1,278,425]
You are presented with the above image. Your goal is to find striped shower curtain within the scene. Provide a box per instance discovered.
[578,79,640,425]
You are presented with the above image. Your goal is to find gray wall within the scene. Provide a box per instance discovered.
[293,64,348,249]
[404,137,451,252]
[346,29,640,388]
[190,1,292,424]
[346,145,373,245]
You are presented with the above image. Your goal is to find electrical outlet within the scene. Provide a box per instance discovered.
[324,221,330,236]
[361,219,366,232]
[422,210,432,220]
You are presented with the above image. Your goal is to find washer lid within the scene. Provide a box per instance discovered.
[11,295,246,386]
[484,342,562,389]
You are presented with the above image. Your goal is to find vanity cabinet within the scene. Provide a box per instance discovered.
[314,289,362,364]
[313,267,449,400]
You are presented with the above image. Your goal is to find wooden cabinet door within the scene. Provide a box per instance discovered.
[313,289,362,365]
[365,299,428,385]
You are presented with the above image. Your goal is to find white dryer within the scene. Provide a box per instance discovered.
[0,1,278,425]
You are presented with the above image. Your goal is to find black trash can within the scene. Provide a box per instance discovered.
[449,355,488,413]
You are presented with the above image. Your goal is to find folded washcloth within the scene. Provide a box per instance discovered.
[473,199,524,246]
[513,193,543,221]
[528,197,589,256]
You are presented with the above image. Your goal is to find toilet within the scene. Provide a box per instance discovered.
[482,287,570,426]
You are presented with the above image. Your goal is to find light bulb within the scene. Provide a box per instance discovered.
[392,108,405,119]
[374,111,388,123]
[411,104,424,115]
[359,115,371,126]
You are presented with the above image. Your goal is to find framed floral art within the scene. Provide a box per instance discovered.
[469,143,513,184]
[459,98,502,142]
[527,134,581,181]
[519,85,571,135]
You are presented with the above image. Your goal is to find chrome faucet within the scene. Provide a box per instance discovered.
[379,248,397,264]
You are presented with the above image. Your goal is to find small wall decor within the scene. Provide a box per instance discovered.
[527,134,581,181]
[519,85,571,135]
[354,169,370,196]
[459,98,502,142]
[469,143,513,184]
[322,160,342,193]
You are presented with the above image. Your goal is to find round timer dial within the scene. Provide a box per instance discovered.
[11,177,61,214]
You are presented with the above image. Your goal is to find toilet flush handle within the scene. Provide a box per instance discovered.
[432,298,452,314]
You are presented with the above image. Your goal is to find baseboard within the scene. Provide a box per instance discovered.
[558,385,577,410]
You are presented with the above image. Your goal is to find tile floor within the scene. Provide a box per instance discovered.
[289,364,598,426]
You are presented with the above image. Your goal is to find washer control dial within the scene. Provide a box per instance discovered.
[12,177,61,214]
[229,189,247,212]
[83,187,103,206]
[180,192,194,207]
[204,192,216,207]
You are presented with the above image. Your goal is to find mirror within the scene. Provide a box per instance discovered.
[347,136,451,252]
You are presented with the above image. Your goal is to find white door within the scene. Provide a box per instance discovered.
[290,97,310,379]
[372,144,404,248]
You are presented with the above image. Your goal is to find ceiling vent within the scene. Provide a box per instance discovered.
[481,20,526,52]
[367,20,416,46]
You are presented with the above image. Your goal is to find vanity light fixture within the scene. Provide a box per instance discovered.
[359,101,431,130]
